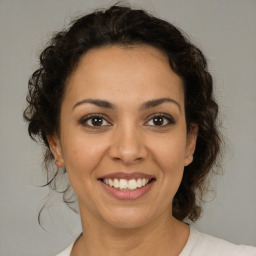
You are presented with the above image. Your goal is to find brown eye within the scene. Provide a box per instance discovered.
[146,114,175,126]
[91,117,103,126]
[152,117,164,125]
[80,115,111,127]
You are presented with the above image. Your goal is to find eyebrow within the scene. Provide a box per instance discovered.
[140,98,181,112]
[72,99,116,110]
[72,97,181,112]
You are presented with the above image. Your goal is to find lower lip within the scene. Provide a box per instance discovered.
[99,180,155,200]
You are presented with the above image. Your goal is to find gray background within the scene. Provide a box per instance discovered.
[0,0,255,255]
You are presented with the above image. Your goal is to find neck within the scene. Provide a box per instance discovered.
[71,208,190,256]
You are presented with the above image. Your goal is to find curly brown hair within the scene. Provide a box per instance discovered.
[24,4,221,222]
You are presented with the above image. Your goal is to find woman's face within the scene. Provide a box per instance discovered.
[49,45,197,228]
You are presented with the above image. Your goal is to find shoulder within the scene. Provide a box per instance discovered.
[180,226,256,256]
[54,227,256,256]
[55,242,74,256]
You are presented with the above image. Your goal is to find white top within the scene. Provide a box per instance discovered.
[55,226,256,256]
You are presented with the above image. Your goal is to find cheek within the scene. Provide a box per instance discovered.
[154,132,187,167]
[152,133,187,188]
[61,135,107,186]
[158,145,186,180]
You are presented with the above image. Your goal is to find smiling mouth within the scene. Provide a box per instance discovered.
[98,178,155,191]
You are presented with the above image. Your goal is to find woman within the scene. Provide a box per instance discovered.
[23,5,256,256]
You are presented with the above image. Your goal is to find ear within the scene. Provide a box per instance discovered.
[184,123,198,166]
[47,135,65,168]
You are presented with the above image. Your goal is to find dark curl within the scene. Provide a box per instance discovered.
[24,4,221,222]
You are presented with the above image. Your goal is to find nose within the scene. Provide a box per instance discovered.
[108,124,148,165]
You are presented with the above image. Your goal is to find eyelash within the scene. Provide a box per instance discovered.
[145,113,176,126]
[80,113,175,128]
[80,114,111,128]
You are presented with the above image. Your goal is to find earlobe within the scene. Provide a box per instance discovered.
[47,135,65,168]
[184,123,198,166]
[55,159,64,168]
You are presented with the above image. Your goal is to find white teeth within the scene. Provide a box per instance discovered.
[119,179,128,189]
[108,179,114,187]
[128,179,137,190]
[137,179,142,188]
[113,179,119,188]
[102,178,151,190]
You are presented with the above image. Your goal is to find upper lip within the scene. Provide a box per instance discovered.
[99,172,156,180]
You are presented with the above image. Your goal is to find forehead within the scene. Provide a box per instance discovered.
[64,44,184,109]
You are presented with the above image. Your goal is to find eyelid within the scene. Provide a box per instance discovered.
[144,113,176,126]
[80,113,112,127]
[79,113,175,128]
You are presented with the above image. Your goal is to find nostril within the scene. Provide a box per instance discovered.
[108,135,148,164]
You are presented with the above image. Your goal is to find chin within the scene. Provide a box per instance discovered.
[100,207,158,230]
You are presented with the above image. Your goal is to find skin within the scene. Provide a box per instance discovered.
[48,45,198,256]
